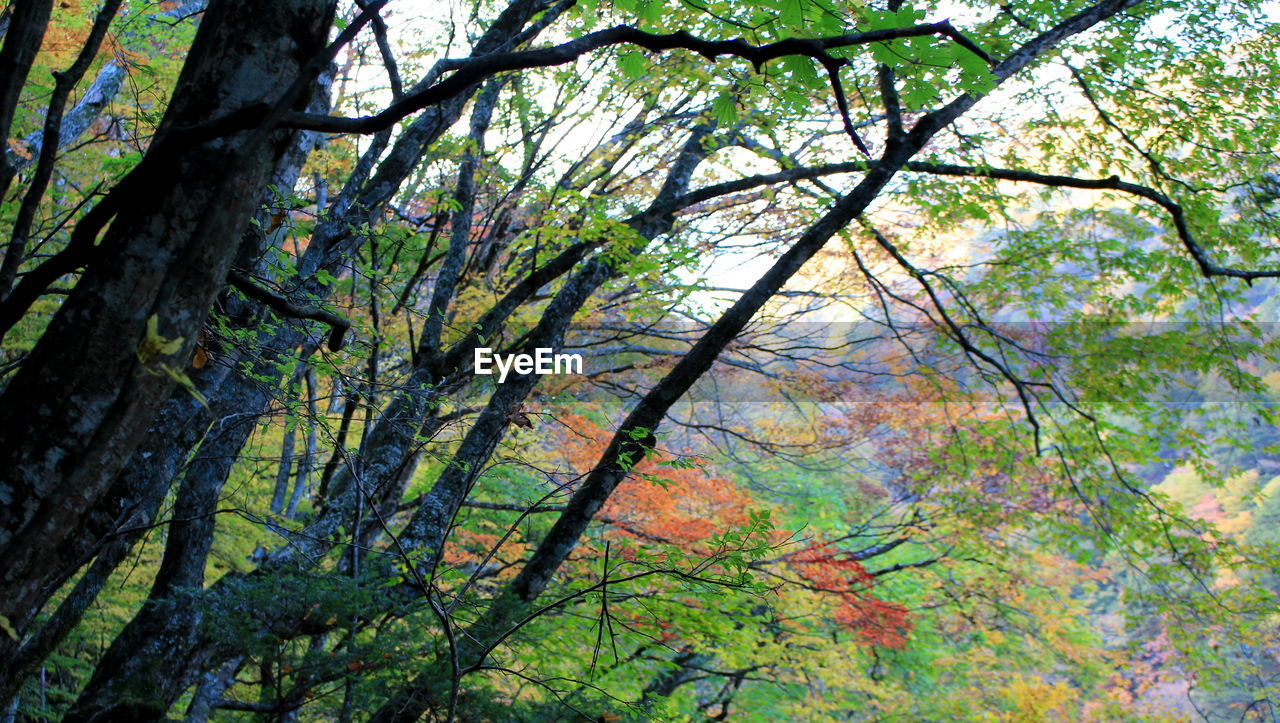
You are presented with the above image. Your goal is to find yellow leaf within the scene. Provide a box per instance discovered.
[137,315,184,366]
[161,364,208,406]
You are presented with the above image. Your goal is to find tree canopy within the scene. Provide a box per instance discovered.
[2,0,1280,719]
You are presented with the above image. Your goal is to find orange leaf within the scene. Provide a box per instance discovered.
[6,139,31,161]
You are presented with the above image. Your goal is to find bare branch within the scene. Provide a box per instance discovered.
[227,271,351,351]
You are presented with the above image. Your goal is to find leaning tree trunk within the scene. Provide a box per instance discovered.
[0,0,52,201]
[0,73,331,688]
[0,0,338,662]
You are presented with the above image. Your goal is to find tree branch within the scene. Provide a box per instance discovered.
[903,161,1280,282]
[227,271,350,351]
[277,21,992,134]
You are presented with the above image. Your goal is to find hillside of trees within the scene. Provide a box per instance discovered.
[3,0,1280,720]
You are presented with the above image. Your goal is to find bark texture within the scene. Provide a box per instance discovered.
[0,0,338,675]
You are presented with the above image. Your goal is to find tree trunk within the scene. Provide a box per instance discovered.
[0,0,337,671]
[0,63,333,684]
[285,367,318,520]
[271,379,300,515]
[0,0,52,200]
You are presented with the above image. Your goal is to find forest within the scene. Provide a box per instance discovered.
[2,0,1280,719]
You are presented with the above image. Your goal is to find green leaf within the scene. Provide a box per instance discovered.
[901,80,940,108]
[636,0,662,24]
[778,55,822,91]
[618,50,645,79]
[712,91,739,125]
[779,0,805,28]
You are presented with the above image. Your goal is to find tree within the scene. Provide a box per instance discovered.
[2,0,1279,719]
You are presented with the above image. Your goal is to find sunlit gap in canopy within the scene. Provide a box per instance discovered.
[327,0,1280,328]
